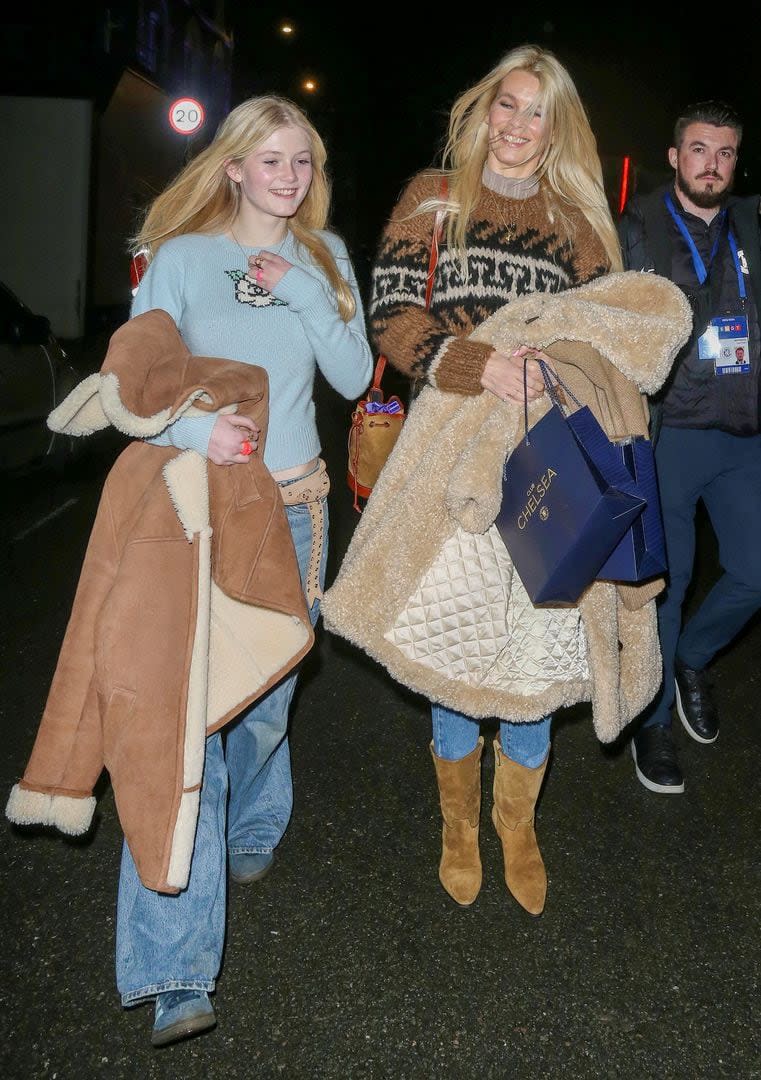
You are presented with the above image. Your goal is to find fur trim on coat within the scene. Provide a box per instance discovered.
[322,272,693,743]
[6,311,313,893]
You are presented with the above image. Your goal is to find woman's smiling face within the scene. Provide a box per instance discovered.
[225,124,314,224]
[486,69,547,179]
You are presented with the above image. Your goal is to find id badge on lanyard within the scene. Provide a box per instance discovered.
[666,194,750,376]
[698,315,750,374]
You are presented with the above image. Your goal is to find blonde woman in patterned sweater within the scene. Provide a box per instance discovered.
[369,44,622,917]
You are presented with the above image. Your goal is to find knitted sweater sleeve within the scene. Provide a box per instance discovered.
[567,206,612,285]
[270,232,373,400]
[130,244,218,456]
[368,173,493,394]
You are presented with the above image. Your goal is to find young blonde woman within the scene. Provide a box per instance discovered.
[121,95,372,1046]
[368,45,622,917]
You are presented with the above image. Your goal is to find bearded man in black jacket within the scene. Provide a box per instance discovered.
[619,100,761,794]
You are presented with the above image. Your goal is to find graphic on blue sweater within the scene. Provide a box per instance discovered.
[225,269,286,307]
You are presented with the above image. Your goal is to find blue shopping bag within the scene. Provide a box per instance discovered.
[595,435,667,582]
[495,362,646,605]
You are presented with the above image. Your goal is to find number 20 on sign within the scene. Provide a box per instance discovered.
[168,98,205,135]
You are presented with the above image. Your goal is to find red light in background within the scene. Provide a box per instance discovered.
[618,156,631,216]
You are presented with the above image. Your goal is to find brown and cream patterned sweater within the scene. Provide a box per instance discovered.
[369,167,610,394]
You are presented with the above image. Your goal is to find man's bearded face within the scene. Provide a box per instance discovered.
[671,122,739,209]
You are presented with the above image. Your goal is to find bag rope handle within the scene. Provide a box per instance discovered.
[521,357,582,444]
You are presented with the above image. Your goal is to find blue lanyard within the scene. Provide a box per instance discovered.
[664,194,745,300]
[727,231,747,301]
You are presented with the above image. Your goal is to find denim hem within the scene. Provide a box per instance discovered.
[121,978,215,1008]
[228,846,273,856]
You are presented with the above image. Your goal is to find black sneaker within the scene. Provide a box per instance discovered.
[631,726,684,794]
[674,659,719,744]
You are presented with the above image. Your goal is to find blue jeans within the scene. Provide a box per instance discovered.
[431,703,551,769]
[642,427,761,730]
[116,498,328,1005]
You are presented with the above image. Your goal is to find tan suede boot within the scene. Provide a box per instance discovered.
[491,738,549,916]
[429,737,483,906]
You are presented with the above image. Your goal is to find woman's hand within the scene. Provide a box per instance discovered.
[207,413,261,466]
[481,346,549,403]
[248,252,292,291]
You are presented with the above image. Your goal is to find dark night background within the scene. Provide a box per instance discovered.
[224,7,761,293]
[3,11,761,1074]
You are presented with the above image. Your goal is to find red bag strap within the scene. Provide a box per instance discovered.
[424,177,447,308]
[368,353,388,397]
[372,176,448,398]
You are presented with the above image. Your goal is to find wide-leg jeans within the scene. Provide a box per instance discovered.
[116,499,328,1004]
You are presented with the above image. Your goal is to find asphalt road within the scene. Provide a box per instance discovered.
[1,367,760,1079]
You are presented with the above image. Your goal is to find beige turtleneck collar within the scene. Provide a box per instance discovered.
[482,164,540,200]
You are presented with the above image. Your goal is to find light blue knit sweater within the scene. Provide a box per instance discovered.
[131,229,373,471]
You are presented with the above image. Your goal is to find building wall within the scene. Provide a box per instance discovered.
[0,97,92,338]
[0,3,233,334]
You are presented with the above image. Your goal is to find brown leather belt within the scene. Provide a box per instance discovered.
[277,459,330,607]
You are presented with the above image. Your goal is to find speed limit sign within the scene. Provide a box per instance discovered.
[168,98,205,135]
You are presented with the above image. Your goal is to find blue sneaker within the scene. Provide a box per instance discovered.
[229,850,274,884]
[151,989,216,1048]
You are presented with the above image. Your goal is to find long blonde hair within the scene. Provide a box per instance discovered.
[131,95,356,320]
[418,44,622,274]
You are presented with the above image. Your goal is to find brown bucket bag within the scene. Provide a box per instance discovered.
[347,182,446,511]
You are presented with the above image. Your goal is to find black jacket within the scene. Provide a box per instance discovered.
[618,184,761,441]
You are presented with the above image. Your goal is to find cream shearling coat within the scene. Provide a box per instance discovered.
[322,271,693,743]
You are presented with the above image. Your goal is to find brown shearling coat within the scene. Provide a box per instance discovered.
[6,311,313,893]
